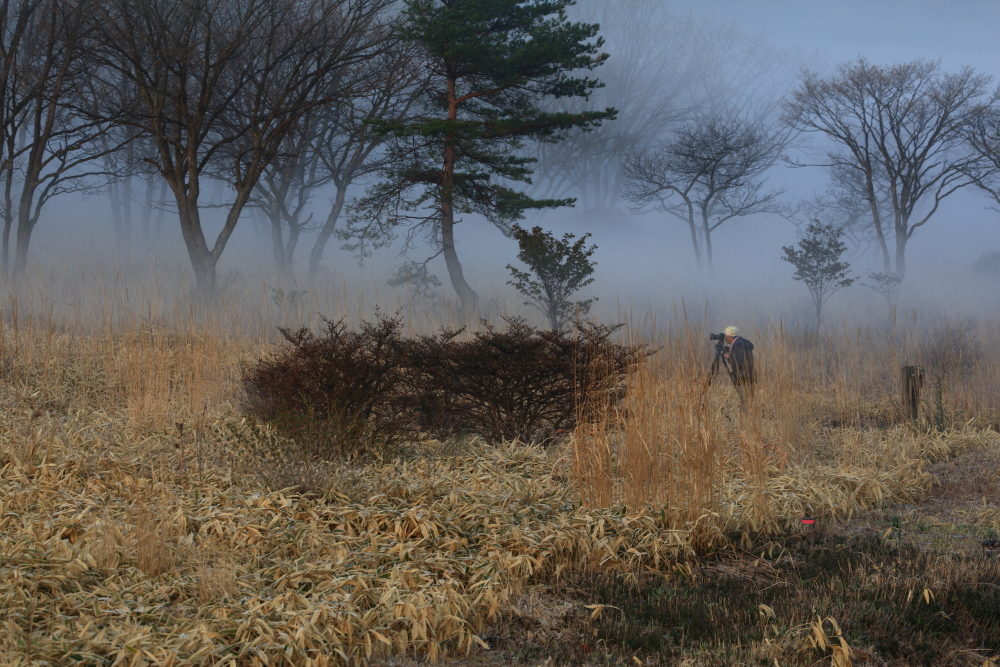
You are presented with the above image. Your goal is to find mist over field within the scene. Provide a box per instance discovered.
[7,0,1000,334]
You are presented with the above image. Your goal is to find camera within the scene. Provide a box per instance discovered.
[709,332,725,341]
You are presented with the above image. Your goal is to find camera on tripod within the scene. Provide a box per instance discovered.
[704,331,745,407]
[709,332,728,355]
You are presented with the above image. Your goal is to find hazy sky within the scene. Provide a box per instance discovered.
[642,0,1000,273]
[27,0,1000,315]
[668,0,1000,73]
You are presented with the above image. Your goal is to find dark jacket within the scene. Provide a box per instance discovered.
[728,337,755,386]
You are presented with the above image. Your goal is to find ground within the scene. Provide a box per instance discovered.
[374,445,1000,667]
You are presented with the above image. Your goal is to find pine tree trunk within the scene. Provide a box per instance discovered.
[442,76,479,317]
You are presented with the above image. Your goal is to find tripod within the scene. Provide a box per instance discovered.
[704,340,746,409]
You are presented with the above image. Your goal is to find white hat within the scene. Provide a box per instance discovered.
[724,326,739,337]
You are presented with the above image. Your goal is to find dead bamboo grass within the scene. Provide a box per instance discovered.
[3,287,1000,664]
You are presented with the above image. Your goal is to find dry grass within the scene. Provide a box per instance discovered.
[2,278,1000,665]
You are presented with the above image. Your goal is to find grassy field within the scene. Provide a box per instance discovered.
[2,273,1000,667]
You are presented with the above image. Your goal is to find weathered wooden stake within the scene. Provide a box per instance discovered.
[901,365,923,421]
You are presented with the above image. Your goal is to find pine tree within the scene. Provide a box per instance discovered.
[345,0,615,316]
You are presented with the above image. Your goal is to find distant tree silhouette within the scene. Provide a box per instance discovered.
[784,58,998,274]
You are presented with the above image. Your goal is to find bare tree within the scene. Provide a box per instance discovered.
[529,1,802,212]
[249,110,328,286]
[0,0,38,278]
[0,0,122,281]
[251,39,423,286]
[621,117,784,269]
[795,163,894,257]
[308,43,423,279]
[91,0,392,301]
[783,58,999,275]
[959,108,1000,216]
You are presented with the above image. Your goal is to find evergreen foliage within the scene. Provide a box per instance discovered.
[343,0,616,314]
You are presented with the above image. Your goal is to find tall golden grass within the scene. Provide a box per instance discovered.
[2,264,1000,664]
[574,314,1000,540]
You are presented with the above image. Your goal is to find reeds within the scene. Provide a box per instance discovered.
[571,317,1000,541]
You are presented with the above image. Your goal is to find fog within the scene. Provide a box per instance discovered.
[13,0,1000,331]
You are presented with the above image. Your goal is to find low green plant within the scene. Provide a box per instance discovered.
[507,225,598,330]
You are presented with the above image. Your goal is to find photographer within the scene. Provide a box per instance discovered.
[722,326,755,388]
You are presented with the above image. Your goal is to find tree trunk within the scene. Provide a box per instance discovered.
[442,75,479,317]
[175,197,218,301]
[12,177,39,280]
[1,210,11,279]
[141,175,154,248]
[894,226,907,275]
[441,203,478,315]
[308,183,347,279]
[685,202,701,269]
[2,162,14,279]
[267,205,294,286]
[108,179,123,242]
[153,179,167,239]
[285,218,300,285]
[863,170,891,271]
[121,174,133,246]
[702,214,714,271]
[13,218,32,280]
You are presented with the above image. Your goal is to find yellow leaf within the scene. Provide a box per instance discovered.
[369,631,392,646]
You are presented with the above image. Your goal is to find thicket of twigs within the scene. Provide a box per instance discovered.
[239,313,646,458]
[3,279,1000,665]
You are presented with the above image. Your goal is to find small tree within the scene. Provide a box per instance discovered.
[388,260,442,302]
[863,270,904,311]
[781,223,855,328]
[506,225,597,330]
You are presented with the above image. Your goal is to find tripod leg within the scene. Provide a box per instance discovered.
[722,358,747,412]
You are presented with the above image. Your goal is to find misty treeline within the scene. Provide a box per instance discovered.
[5,0,1000,308]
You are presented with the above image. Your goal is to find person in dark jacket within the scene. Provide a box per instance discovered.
[723,325,755,389]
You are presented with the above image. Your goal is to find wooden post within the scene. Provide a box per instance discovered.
[901,365,923,421]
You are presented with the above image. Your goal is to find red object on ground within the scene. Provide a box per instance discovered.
[800,517,816,525]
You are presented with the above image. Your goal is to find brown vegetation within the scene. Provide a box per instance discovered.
[2,284,1000,665]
